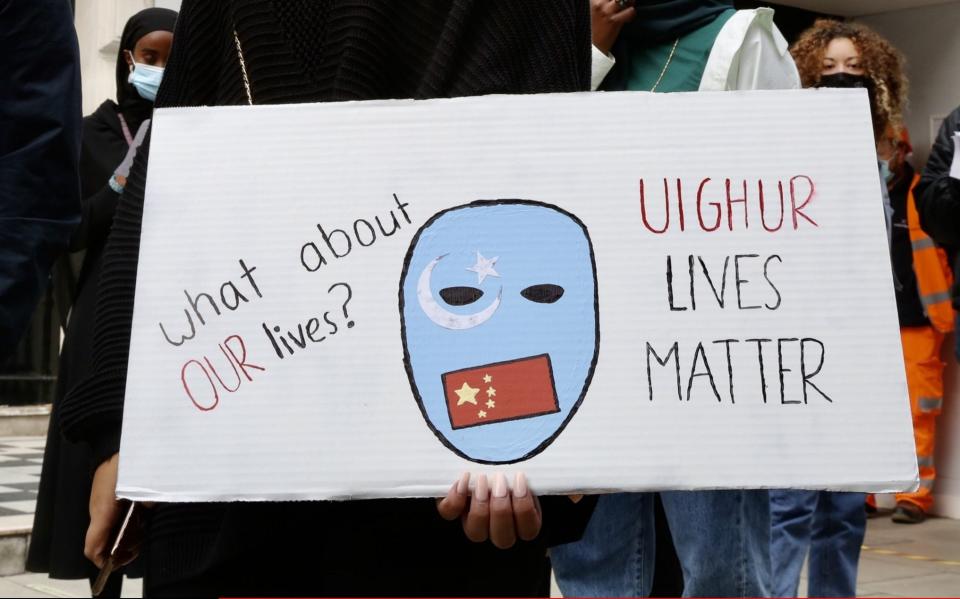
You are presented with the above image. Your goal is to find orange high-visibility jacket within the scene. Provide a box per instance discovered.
[907,173,955,333]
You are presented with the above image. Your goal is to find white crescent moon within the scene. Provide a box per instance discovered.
[417,255,501,330]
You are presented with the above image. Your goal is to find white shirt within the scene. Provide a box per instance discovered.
[590,8,800,92]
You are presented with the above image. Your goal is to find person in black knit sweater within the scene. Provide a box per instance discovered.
[59,2,596,596]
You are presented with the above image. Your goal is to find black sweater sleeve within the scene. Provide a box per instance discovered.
[69,183,120,252]
[58,132,150,464]
[916,107,960,245]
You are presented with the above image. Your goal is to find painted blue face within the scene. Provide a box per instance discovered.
[400,201,599,463]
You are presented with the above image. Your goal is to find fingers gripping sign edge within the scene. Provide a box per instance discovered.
[437,471,470,521]
[463,473,491,543]
[489,472,517,549]
[511,472,542,542]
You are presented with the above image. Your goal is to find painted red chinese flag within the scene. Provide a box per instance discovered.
[442,354,559,429]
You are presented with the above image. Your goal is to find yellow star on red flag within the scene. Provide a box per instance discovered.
[454,382,480,406]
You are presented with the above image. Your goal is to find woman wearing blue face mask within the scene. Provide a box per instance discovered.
[26,8,176,598]
[88,9,175,202]
[125,30,170,103]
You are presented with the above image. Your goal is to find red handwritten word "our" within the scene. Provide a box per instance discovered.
[180,334,265,412]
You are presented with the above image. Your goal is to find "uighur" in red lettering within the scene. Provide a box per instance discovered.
[638,175,817,234]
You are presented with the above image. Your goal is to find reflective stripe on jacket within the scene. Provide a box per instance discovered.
[907,173,955,333]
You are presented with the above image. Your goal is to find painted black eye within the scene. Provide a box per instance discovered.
[521,284,564,304]
[440,286,484,306]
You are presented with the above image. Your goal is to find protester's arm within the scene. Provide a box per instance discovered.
[588,0,634,91]
[0,0,81,357]
[70,122,149,252]
[70,127,120,252]
[696,9,800,92]
[916,108,960,245]
[57,133,147,464]
[591,46,616,91]
[73,122,157,569]
[731,11,800,91]
[70,184,121,252]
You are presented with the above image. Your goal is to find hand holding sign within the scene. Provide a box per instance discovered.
[590,0,635,55]
[436,472,541,549]
[85,454,123,569]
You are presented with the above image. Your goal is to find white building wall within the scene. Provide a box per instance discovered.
[860,4,960,166]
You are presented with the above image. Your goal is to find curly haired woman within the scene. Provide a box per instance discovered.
[769,19,916,598]
[792,19,907,139]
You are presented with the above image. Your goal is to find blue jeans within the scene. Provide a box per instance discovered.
[769,490,865,598]
[551,491,772,597]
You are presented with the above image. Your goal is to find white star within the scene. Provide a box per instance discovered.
[466,251,500,284]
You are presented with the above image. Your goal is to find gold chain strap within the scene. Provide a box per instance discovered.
[234,29,673,99]
[650,38,680,93]
[233,30,254,105]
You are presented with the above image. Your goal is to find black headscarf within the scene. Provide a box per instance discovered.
[115,8,177,129]
[619,0,735,47]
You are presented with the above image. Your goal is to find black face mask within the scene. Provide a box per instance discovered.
[817,73,872,89]
[817,72,882,135]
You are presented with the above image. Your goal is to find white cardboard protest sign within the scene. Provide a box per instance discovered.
[119,89,917,501]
